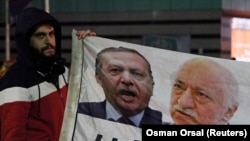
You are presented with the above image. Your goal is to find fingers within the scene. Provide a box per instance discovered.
[76,29,96,39]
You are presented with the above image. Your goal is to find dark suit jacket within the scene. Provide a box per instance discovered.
[77,100,162,128]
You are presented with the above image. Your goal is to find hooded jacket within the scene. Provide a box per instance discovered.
[0,7,69,141]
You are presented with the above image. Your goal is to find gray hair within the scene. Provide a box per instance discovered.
[173,57,239,109]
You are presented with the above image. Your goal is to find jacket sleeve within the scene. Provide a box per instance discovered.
[0,88,31,141]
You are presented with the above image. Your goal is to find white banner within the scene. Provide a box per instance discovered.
[60,30,250,141]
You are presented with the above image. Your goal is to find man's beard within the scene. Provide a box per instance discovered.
[31,45,57,62]
[31,45,66,83]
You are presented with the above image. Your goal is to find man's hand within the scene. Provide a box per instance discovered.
[76,29,96,39]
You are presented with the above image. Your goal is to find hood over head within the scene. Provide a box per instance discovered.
[15,7,66,83]
[15,7,63,67]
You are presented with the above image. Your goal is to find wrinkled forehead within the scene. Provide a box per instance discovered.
[178,62,223,83]
[101,51,147,64]
[177,67,227,99]
[101,51,146,60]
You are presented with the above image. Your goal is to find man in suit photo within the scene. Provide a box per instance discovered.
[77,47,162,128]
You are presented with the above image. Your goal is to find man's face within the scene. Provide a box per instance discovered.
[30,24,56,58]
[96,51,154,116]
[170,62,228,124]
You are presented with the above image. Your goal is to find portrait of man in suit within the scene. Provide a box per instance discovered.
[77,46,162,128]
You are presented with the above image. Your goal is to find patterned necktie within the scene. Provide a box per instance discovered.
[117,116,135,126]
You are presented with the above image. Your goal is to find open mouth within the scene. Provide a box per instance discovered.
[119,90,136,97]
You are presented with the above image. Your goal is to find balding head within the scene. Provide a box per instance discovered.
[170,57,239,124]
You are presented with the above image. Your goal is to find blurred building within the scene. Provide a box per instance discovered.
[0,0,250,63]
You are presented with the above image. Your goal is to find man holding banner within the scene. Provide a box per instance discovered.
[170,57,239,125]
[0,7,95,141]
[78,47,163,128]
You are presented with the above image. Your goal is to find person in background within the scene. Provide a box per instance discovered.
[0,7,96,141]
[78,47,162,128]
[169,57,239,125]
